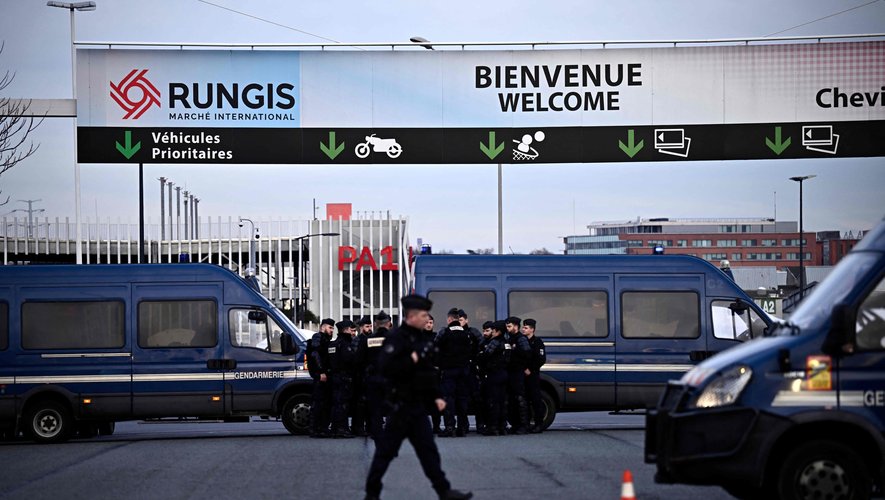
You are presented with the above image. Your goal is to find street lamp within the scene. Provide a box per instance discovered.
[47,1,96,265]
[410,36,434,50]
[238,218,258,277]
[293,232,340,328]
[789,175,816,300]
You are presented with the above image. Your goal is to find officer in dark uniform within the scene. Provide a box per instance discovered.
[351,316,373,436]
[474,320,494,435]
[477,321,508,436]
[308,318,335,438]
[359,311,392,441]
[425,314,443,435]
[436,312,474,437]
[457,310,483,433]
[329,320,358,438]
[504,316,531,434]
[365,295,472,500]
[522,318,547,433]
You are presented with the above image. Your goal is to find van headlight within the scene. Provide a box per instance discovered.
[690,365,752,409]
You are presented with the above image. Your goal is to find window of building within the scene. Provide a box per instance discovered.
[717,240,737,247]
[508,290,608,337]
[786,253,813,260]
[138,300,217,348]
[702,253,727,261]
[621,292,699,339]
[761,239,777,247]
[741,239,757,246]
[427,290,496,326]
[0,303,7,351]
[856,274,885,351]
[711,300,767,341]
[648,240,673,248]
[731,253,742,261]
[22,301,125,350]
[676,240,687,247]
[229,309,284,353]
[691,240,712,247]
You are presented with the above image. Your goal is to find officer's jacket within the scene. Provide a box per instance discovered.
[506,333,532,371]
[478,335,507,372]
[308,332,332,377]
[527,335,547,372]
[329,333,358,377]
[377,323,441,406]
[436,321,474,369]
[357,327,389,376]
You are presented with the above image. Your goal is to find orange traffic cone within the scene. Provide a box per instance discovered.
[620,470,636,500]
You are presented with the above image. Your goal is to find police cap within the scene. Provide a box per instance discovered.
[373,310,391,321]
[336,320,356,331]
[523,318,537,328]
[357,316,372,326]
[505,316,522,327]
[321,318,336,327]
[401,294,433,312]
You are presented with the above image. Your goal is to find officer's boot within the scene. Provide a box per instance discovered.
[438,489,474,500]
[514,396,530,434]
[439,408,455,437]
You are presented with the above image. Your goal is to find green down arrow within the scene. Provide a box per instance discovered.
[618,129,644,158]
[479,131,505,160]
[115,130,141,159]
[320,131,345,160]
[765,126,791,155]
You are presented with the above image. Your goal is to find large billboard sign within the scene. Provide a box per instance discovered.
[76,41,885,164]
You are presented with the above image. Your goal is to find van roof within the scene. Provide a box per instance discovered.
[0,263,242,285]
[414,254,725,275]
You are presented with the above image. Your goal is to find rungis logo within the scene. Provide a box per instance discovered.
[110,69,161,119]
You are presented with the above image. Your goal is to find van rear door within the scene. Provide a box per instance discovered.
[132,283,226,417]
[614,274,704,409]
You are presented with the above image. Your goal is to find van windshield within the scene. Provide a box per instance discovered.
[781,252,880,334]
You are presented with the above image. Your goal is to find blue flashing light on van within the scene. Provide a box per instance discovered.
[412,253,772,428]
[0,264,315,443]
[646,219,885,499]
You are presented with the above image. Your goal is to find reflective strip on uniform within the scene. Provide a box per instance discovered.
[367,338,384,348]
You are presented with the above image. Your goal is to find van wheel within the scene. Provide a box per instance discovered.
[25,401,73,444]
[281,394,311,435]
[539,391,557,430]
[776,440,871,500]
[98,422,115,436]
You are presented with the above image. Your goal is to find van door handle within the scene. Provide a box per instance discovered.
[207,359,237,370]
[689,350,718,362]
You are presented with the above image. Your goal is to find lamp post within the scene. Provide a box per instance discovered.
[409,36,434,50]
[238,217,258,277]
[789,175,816,300]
[47,1,96,265]
[293,232,339,328]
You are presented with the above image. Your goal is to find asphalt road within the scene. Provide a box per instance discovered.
[0,412,734,500]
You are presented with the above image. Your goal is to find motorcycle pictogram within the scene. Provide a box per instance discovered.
[355,134,403,159]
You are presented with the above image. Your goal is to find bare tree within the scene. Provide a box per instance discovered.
[0,42,44,206]
[529,247,553,255]
[467,248,495,255]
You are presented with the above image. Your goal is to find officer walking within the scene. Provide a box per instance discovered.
[308,318,336,438]
[504,316,531,434]
[365,295,472,500]
[351,316,373,437]
[522,318,547,433]
[436,311,474,437]
[360,311,393,441]
[477,321,508,436]
[329,320,358,438]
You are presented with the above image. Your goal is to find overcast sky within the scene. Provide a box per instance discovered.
[1,0,883,253]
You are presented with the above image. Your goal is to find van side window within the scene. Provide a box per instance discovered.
[427,291,496,325]
[22,301,125,350]
[0,303,7,350]
[138,301,217,348]
[621,292,700,339]
[508,291,608,337]
[711,300,766,341]
[229,309,283,353]
[856,275,885,351]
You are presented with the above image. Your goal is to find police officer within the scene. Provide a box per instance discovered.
[522,318,547,433]
[474,320,494,435]
[308,318,335,438]
[365,295,472,500]
[477,321,508,436]
[504,316,531,434]
[351,316,373,436]
[360,311,392,441]
[436,311,473,437]
[329,320,358,438]
[426,314,443,435]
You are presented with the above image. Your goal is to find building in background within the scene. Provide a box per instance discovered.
[0,204,410,328]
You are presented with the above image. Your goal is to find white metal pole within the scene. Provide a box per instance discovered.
[71,8,82,264]
[498,162,503,255]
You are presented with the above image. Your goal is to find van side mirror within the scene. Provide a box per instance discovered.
[248,311,267,322]
[280,332,299,356]
[728,300,749,314]
[822,304,856,356]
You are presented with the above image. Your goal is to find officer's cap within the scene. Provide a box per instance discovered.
[482,321,494,330]
[523,318,537,328]
[447,307,461,317]
[505,316,522,326]
[321,318,336,327]
[401,294,433,312]
[336,320,356,331]
[357,316,372,326]
[373,311,391,321]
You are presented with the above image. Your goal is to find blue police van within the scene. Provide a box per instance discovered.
[413,254,772,428]
[0,264,314,443]
[646,219,885,499]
